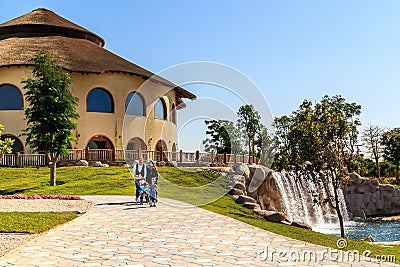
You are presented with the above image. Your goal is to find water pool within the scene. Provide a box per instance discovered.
[314,221,400,242]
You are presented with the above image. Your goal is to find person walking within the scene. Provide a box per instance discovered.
[132,157,147,203]
[146,159,158,184]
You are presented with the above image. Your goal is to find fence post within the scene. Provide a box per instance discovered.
[234,153,237,163]
[195,150,200,162]
[15,152,20,167]
[179,150,183,163]
[223,152,227,166]
[85,147,89,161]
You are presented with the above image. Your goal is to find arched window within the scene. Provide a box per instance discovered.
[126,92,145,116]
[87,88,114,113]
[171,103,176,123]
[0,84,23,110]
[154,98,167,120]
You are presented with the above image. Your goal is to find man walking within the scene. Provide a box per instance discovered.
[132,157,147,203]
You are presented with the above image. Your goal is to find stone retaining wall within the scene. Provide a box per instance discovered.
[344,173,400,217]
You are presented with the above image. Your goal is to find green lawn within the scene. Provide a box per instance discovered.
[0,212,77,234]
[0,166,134,195]
[0,166,398,262]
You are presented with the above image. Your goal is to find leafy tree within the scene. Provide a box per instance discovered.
[256,124,274,167]
[237,104,261,162]
[202,120,242,153]
[362,125,384,178]
[0,124,14,161]
[274,95,361,238]
[320,95,361,172]
[22,52,79,186]
[381,128,400,184]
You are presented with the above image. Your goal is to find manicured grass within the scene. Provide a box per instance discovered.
[0,166,398,262]
[0,166,135,195]
[0,212,77,234]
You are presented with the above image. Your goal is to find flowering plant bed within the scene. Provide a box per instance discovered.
[0,194,81,200]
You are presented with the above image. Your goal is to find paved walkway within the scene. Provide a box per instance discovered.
[0,196,397,266]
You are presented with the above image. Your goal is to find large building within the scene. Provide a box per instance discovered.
[0,8,195,160]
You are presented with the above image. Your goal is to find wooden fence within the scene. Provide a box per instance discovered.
[0,153,47,167]
[1,149,258,167]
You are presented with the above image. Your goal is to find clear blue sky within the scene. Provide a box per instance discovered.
[2,1,400,151]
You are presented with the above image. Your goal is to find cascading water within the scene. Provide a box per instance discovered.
[272,172,349,227]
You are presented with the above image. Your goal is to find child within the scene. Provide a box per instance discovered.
[138,179,148,205]
[149,178,158,207]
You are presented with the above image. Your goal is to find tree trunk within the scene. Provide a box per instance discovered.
[334,187,345,238]
[248,139,251,164]
[375,159,380,179]
[49,156,57,186]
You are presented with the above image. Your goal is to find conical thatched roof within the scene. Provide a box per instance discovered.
[0,8,196,102]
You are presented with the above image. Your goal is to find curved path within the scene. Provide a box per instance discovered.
[0,196,397,266]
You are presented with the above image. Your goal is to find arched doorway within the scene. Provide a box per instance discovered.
[0,134,24,153]
[86,135,114,161]
[155,140,168,162]
[126,137,147,162]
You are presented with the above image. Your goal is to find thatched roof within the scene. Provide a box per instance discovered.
[0,8,196,103]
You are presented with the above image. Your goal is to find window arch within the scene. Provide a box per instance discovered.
[154,98,167,120]
[126,137,147,151]
[87,88,114,113]
[0,84,23,110]
[126,92,145,116]
[171,103,176,123]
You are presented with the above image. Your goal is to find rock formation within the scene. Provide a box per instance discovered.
[344,173,400,217]
[227,162,400,230]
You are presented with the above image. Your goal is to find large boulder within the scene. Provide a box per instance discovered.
[92,161,109,167]
[248,165,273,193]
[234,182,246,192]
[254,208,270,216]
[232,163,250,177]
[228,188,244,196]
[349,173,364,185]
[235,195,256,205]
[77,160,88,167]
[243,202,260,210]
[264,211,286,223]
[291,221,312,230]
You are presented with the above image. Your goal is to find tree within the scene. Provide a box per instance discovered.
[22,52,79,186]
[202,120,242,154]
[0,124,14,161]
[256,124,274,167]
[381,128,400,184]
[237,105,261,163]
[362,125,384,178]
[320,95,361,173]
[274,95,361,238]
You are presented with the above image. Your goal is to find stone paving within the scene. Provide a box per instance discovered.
[0,196,397,266]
